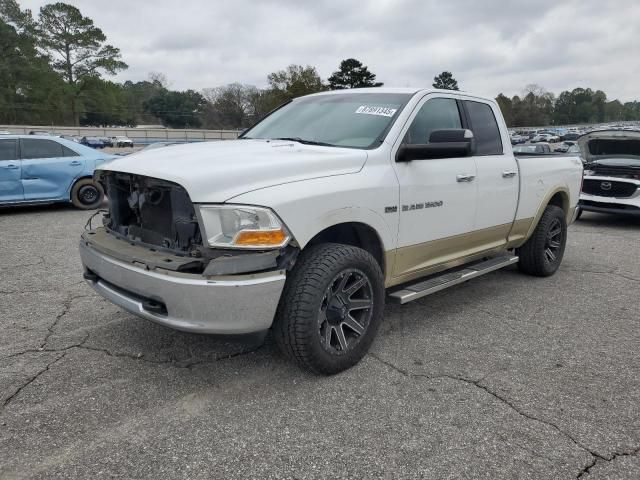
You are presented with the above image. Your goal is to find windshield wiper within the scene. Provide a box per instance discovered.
[272,137,337,147]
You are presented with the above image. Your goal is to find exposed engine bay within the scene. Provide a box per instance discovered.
[579,130,640,180]
[99,171,202,254]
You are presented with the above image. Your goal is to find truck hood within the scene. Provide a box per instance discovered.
[96,139,367,202]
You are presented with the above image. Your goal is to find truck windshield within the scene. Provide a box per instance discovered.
[242,92,412,149]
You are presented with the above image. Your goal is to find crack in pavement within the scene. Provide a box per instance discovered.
[75,342,265,369]
[577,446,640,478]
[367,353,623,478]
[0,280,89,296]
[1,337,264,418]
[1,351,67,415]
[39,294,93,350]
[4,340,264,369]
[0,255,46,271]
[563,268,640,283]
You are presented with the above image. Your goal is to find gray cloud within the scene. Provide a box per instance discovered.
[20,0,640,101]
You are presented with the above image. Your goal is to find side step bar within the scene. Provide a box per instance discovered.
[388,255,519,304]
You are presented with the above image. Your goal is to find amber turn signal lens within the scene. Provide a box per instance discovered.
[234,229,288,247]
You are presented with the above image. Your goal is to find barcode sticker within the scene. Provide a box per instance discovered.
[355,105,398,117]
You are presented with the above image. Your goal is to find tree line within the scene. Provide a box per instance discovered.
[2,0,639,129]
[496,85,640,128]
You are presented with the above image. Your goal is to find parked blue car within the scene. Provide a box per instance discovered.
[80,136,106,149]
[0,135,116,209]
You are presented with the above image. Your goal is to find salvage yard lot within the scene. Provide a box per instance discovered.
[1,206,639,479]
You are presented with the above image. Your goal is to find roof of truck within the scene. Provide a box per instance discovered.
[305,87,495,103]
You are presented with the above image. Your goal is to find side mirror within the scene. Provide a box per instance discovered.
[396,129,476,162]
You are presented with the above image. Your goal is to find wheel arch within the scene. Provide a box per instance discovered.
[304,222,387,278]
[524,186,571,241]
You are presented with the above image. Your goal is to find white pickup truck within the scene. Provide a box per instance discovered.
[80,88,583,374]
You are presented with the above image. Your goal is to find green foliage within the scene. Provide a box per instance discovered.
[143,89,206,128]
[0,1,67,124]
[328,58,383,89]
[267,64,326,102]
[36,2,127,124]
[496,86,640,127]
[432,71,459,90]
[80,78,129,126]
[121,79,166,125]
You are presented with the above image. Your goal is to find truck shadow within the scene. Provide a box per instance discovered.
[575,211,640,229]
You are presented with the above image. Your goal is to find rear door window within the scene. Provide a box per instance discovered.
[464,101,503,155]
[20,139,65,159]
[62,145,79,157]
[0,139,18,161]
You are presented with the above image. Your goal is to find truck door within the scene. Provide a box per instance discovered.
[20,138,85,201]
[462,100,519,249]
[392,96,477,279]
[0,138,23,202]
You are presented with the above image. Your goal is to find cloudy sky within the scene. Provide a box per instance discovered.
[19,0,640,101]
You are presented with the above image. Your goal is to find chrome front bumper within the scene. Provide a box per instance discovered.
[79,241,286,334]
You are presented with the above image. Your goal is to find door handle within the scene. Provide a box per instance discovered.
[456,174,475,182]
[502,170,517,178]
[70,161,82,166]
[5,164,19,169]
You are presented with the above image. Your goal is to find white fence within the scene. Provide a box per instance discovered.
[0,125,243,144]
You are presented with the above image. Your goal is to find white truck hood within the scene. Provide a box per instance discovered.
[98,139,367,202]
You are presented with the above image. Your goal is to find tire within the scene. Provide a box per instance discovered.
[71,178,104,210]
[273,243,385,375]
[517,205,567,277]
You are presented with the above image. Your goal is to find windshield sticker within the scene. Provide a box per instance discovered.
[355,105,398,117]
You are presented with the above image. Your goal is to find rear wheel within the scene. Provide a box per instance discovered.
[517,205,567,277]
[273,243,385,375]
[71,178,104,210]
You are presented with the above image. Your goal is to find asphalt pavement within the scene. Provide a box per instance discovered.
[1,205,639,479]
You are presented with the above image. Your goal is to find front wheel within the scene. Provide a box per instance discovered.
[71,178,104,210]
[517,205,567,277]
[273,243,385,375]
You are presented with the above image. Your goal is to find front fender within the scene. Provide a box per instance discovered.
[228,172,399,254]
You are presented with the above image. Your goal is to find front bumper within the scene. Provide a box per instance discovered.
[578,200,640,216]
[79,240,286,334]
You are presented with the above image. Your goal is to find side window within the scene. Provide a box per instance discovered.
[464,101,503,155]
[62,145,79,157]
[403,98,462,145]
[0,139,18,161]
[21,139,64,159]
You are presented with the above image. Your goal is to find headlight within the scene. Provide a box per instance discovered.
[196,205,291,249]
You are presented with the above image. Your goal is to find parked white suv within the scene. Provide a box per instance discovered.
[80,88,583,374]
[577,130,640,217]
[111,136,134,148]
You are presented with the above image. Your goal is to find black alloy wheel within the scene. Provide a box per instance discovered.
[318,268,374,355]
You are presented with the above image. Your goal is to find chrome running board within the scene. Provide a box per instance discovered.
[388,255,519,304]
